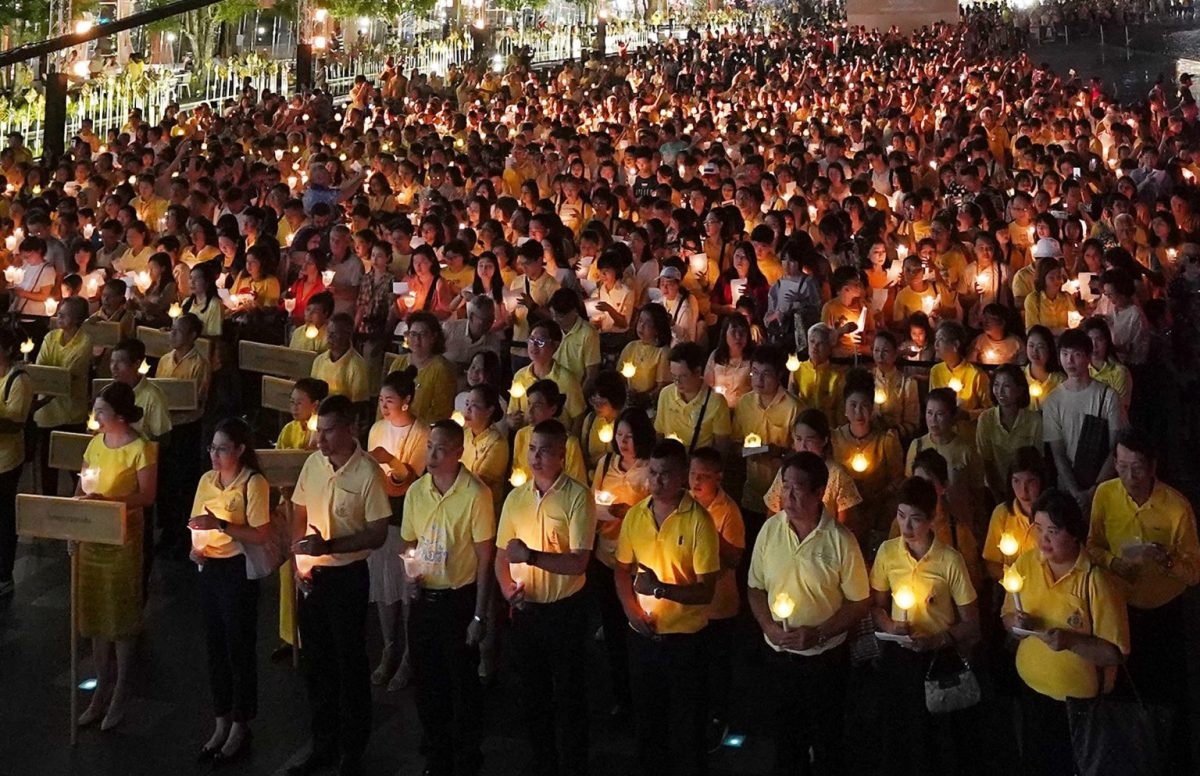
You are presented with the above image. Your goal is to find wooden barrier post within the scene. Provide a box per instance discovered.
[91,378,198,412]
[238,341,316,381]
[16,495,127,746]
[81,320,123,349]
[26,364,73,397]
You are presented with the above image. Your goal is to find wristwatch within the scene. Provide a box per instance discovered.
[472,614,486,625]
[652,586,666,599]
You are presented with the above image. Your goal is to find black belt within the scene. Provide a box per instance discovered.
[418,584,475,602]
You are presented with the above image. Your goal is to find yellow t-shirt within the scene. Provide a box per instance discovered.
[289,324,329,353]
[155,346,210,426]
[870,536,977,636]
[1003,551,1129,701]
[982,500,1038,568]
[0,366,32,473]
[400,465,496,589]
[83,433,157,501]
[189,468,270,559]
[975,406,1043,500]
[441,264,476,293]
[311,349,370,403]
[700,489,746,621]
[291,446,392,574]
[653,384,732,451]
[793,360,844,426]
[387,353,457,423]
[748,512,869,654]
[616,340,670,394]
[554,317,602,384]
[497,474,596,603]
[232,274,282,307]
[929,360,992,421]
[34,328,94,428]
[1087,478,1200,610]
[591,454,652,568]
[277,419,315,451]
[462,425,509,509]
[131,378,173,440]
[615,493,721,635]
[893,285,940,324]
[831,425,905,523]
[1023,291,1073,333]
[510,361,586,428]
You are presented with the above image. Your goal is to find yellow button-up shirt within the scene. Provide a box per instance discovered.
[793,360,844,425]
[190,467,270,559]
[497,474,595,603]
[292,446,392,574]
[400,465,496,589]
[616,340,670,394]
[554,317,601,383]
[510,361,585,428]
[461,425,509,509]
[749,512,869,654]
[311,348,370,403]
[289,324,329,353]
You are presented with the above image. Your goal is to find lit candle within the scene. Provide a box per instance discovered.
[509,382,526,399]
[620,361,637,379]
[19,338,33,355]
[597,422,614,444]
[451,411,465,426]
[283,298,296,313]
[3,237,16,253]
[922,296,936,315]
[80,466,101,495]
[321,270,335,286]
[1001,566,1025,611]
[998,532,1020,561]
[896,244,909,259]
[305,324,319,340]
[3,265,23,283]
[1067,310,1083,329]
[401,547,424,578]
[893,585,916,622]
[1028,382,1043,399]
[86,413,100,432]
[287,175,298,190]
[874,386,887,405]
[743,432,763,448]
[509,469,528,487]
[786,353,801,372]
[168,302,182,319]
[807,205,818,220]
[44,297,58,315]
[851,452,869,472]
[1167,248,1178,263]
[595,490,615,506]
[306,414,318,433]
[771,591,795,631]
[137,360,150,375]
[948,377,964,395]
[689,253,708,274]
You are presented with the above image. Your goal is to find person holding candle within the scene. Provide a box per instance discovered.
[386,311,457,424]
[906,448,984,593]
[906,388,987,537]
[959,232,1011,328]
[616,304,673,408]
[75,382,158,731]
[871,330,921,442]
[309,313,370,404]
[1023,324,1064,412]
[187,417,271,765]
[1023,258,1075,335]
[657,263,703,346]
[113,221,153,275]
[967,303,1024,367]
[929,320,992,430]
[365,368,430,691]
[496,418,596,776]
[704,313,755,409]
[733,344,799,520]
[821,266,874,358]
[288,395,391,776]
[181,262,224,338]
[511,379,588,486]
[891,254,942,332]
[0,329,31,597]
[1003,489,1129,776]
[748,451,869,776]
[687,446,746,748]
[654,341,731,457]
[794,322,845,425]
[1083,317,1133,417]
[580,370,627,470]
[109,339,173,444]
[982,446,1046,583]
[285,249,329,329]
[832,372,905,543]
[870,475,980,774]
[976,364,1044,504]
[508,319,586,433]
[289,290,333,353]
[33,296,93,495]
[614,438,720,776]
[765,408,864,532]
[9,236,58,318]
[548,288,602,386]
[1086,428,1199,767]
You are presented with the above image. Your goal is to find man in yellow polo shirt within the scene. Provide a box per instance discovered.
[309,313,370,403]
[548,288,601,385]
[615,439,719,776]
[110,339,173,443]
[654,342,731,456]
[508,242,560,364]
[747,451,869,775]
[34,296,93,495]
[289,395,391,776]
[496,419,595,776]
[1087,427,1199,757]
[400,420,494,776]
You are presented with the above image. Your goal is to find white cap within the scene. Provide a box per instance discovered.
[1031,237,1062,259]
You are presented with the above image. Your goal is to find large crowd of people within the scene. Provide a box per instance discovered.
[0,8,1198,776]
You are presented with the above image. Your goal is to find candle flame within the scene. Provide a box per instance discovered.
[509,469,528,487]
[597,422,614,444]
[168,302,182,318]
[874,387,887,405]
[851,452,869,472]
[893,585,916,611]
[87,413,100,431]
[305,324,319,340]
[1028,382,1043,399]
[998,532,1020,559]
[771,591,795,620]
[786,353,801,372]
[948,377,964,394]
[306,414,318,432]
[1001,566,1025,594]
[451,411,465,426]
[744,433,763,448]
[19,338,34,354]
[595,489,615,506]
[509,382,526,399]
[620,361,637,379]
[138,360,150,375]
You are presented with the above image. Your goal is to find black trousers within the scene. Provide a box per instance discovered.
[511,590,590,776]
[765,642,850,776]
[587,558,631,707]
[409,584,482,776]
[707,615,738,724]
[298,560,372,763]
[628,628,710,776]
[1125,598,1191,769]
[0,465,22,583]
[1018,683,1074,776]
[198,554,260,722]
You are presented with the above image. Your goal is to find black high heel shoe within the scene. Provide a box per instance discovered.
[197,742,222,764]
[212,729,253,769]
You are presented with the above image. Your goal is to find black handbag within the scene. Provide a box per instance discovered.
[1065,567,1170,776]
[1071,385,1113,490]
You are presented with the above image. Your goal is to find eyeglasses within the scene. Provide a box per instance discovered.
[529,337,550,348]
[207,444,234,455]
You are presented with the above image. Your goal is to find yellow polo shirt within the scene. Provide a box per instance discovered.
[615,494,721,635]
[289,324,329,353]
[930,360,991,421]
[182,296,223,338]
[156,346,210,425]
[34,328,94,428]
[277,419,315,451]
[1003,551,1129,701]
[748,512,869,654]
[616,340,670,394]
[0,366,32,473]
[554,317,601,383]
[982,500,1038,567]
[131,378,173,440]
[400,465,496,589]
[461,425,509,508]
[975,406,1043,499]
[699,489,745,621]
[1087,478,1200,610]
[653,385,731,451]
[893,285,939,323]
[311,348,370,403]
[387,353,457,423]
[734,390,799,512]
[1024,366,1064,412]
[442,264,475,293]
[511,424,587,485]
[292,446,392,575]
[1024,291,1073,333]
[189,467,270,559]
[497,474,596,603]
[510,361,585,428]
[793,360,844,426]
[870,536,978,636]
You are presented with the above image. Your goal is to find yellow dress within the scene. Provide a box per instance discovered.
[78,434,157,640]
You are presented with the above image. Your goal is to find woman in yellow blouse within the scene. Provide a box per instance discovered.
[1023,325,1064,412]
[832,374,905,541]
[187,418,270,763]
[982,445,1046,583]
[230,246,282,308]
[182,221,221,268]
[590,407,655,713]
[764,409,864,530]
[366,369,429,691]
[460,384,510,510]
[386,311,457,424]
[0,330,31,594]
[271,378,325,660]
[1083,317,1132,416]
[870,476,980,774]
[75,383,158,731]
[976,364,1043,503]
[616,305,672,407]
[1002,489,1129,776]
[580,371,626,471]
[182,263,224,338]
[1023,258,1075,335]
[871,331,921,442]
[929,320,991,430]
